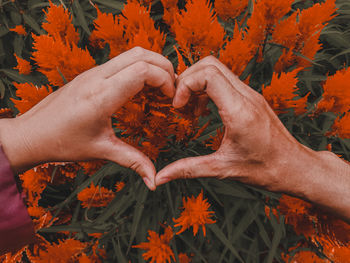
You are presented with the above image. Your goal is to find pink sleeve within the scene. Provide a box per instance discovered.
[0,145,35,255]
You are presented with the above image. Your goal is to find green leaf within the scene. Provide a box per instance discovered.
[23,13,45,34]
[211,180,257,200]
[209,224,245,263]
[230,203,259,243]
[266,215,285,263]
[72,0,91,35]
[92,0,124,10]
[0,79,5,99]
[127,185,149,253]
[0,68,32,83]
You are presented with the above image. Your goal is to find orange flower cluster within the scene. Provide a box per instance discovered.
[11,82,52,114]
[316,67,350,139]
[31,1,95,87]
[262,68,308,115]
[77,183,116,208]
[220,23,256,76]
[272,0,337,72]
[90,1,165,58]
[89,1,207,160]
[317,68,350,114]
[161,0,178,25]
[133,226,175,263]
[171,0,225,61]
[215,0,248,22]
[271,194,350,263]
[9,25,26,35]
[206,127,225,151]
[14,54,31,75]
[25,238,104,263]
[0,108,13,118]
[174,191,216,236]
[134,191,214,262]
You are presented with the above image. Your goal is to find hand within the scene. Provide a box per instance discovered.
[0,47,175,190]
[155,56,319,193]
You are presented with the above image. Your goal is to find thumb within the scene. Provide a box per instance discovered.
[155,154,218,186]
[102,139,156,191]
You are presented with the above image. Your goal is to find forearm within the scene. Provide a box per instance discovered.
[283,145,350,222]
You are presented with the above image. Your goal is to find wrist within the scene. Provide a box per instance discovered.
[277,143,350,221]
[0,117,39,173]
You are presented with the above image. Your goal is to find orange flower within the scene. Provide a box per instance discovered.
[0,246,26,263]
[272,0,337,72]
[0,108,13,118]
[10,82,52,114]
[172,0,225,60]
[327,113,350,139]
[246,0,294,48]
[115,181,125,192]
[79,160,106,176]
[206,127,224,151]
[32,34,96,87]
[161,0,178,25]
[90,1,165,58]
[219,24,257,76]
[27,238,87,263]
[77,183,115,208]
[283,250,327,263]
[277,195,314,237]
[89,7,125,55]
[42,0,79,44]
[121,1,165,54]
[19,167,51,206]
[14,54,31,75]
[317,68,350,114]
[133,226,175,263]
[174,45,187,74]
[262,68,309,115]
[58,162,82,179]
[9,25,26,35]
[214,0,248,21]
[179,253,192,263]
[173,191,216,236]
[126,24,164,54]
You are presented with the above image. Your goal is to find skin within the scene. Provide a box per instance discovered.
[155,56,350,223]
[0,47,176,191]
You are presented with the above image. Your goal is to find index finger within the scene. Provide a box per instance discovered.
[99,47,176,84]
[174,65,246,122]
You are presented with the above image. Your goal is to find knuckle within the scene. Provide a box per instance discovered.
[131,46,146,58]
[129,161,142,173]
[133,61,150,77]
[204,65,220,79]
[182,77,193,88]
[202,55,218,65]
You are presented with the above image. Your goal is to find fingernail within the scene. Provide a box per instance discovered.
[143,177,156,191]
